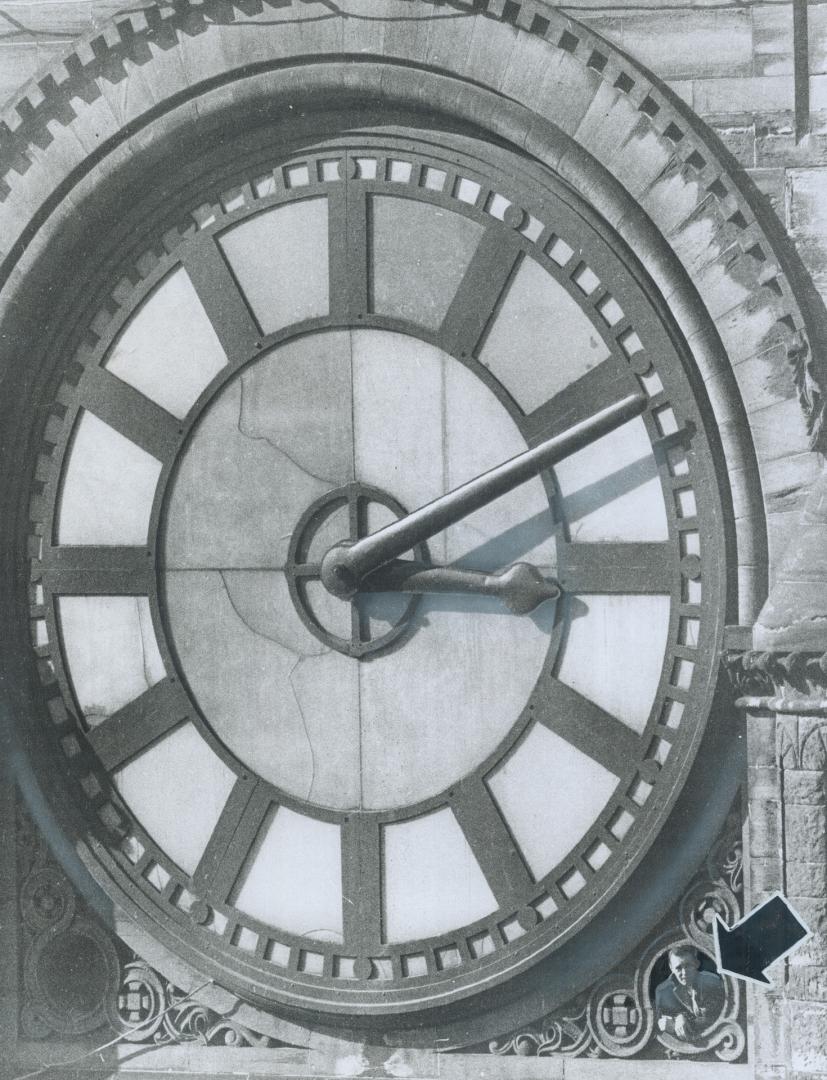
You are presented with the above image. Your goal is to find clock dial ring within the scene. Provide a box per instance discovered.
[28,130,728,1016]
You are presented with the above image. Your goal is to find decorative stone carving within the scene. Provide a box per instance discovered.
[15,803,283,1048]
[488,815,746,1061]
[17,805,121,1038]
[725,649,827,713]
[116,962,278,1047]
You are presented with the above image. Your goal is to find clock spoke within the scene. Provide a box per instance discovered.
[531,678,640,777]
[329,183,369,321]
[39,545,153,594]
[452,778,535,904]
[180,234,260,364]
[78,367,180,464]
[191,776,273,905]
[559,542,674,594]
[341,814,383,950]
[522,356,639,447]
[86,676,190,772]
[439,227,522,356]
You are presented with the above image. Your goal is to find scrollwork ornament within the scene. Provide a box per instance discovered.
[117,961,168,1043]
[489,999,592,1058]
[679,879,740,955]
[116,961,276,1047]
[587,976,652,1058]
[20,865,76,934]
[658,1016,746,1062]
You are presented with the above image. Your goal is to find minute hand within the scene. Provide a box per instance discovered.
[321,392,647,599]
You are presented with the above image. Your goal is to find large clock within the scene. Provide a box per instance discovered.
[21,124,731,1029]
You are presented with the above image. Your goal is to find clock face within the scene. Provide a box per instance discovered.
[30,131,726,1018]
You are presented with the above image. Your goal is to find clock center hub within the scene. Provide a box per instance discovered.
[286,482,427,659]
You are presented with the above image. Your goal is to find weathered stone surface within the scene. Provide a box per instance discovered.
[790,1002,827,1072]
[753,3,794,79]
[752,988,789,1067]
[787,860,827,898]
[693,75,794,125]
[756,467,827,650]
[750,764,782,799]
[786,770,827,806]
[786,805,827,860]
[750,716,781,767]
[750,796,784,857]
[762,451,824,516]
[751,854,785,892]
[620,10,753,82]
[788,965,827,1003]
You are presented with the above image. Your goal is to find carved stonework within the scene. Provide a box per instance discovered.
[116,962,278,1047]
[14,804,283,1048]
[725,650,827,713]
[486,814,746,1062]
[17,805,122,1038]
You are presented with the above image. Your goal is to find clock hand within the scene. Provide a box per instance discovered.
[360,560,561,615]
[321,392,646,599]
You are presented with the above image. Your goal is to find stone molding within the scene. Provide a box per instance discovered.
[725,650,827,716]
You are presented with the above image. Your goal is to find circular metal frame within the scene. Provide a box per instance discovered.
[14,124,736,1026]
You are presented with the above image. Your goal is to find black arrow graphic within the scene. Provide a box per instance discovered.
[715,893,810,985]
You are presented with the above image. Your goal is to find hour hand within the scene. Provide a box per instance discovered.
[360,560,561,615]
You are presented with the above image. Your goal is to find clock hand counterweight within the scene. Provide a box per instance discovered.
[321,392,646,600]
[360,560,561,615]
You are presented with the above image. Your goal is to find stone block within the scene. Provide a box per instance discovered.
[788,860,827,899]
[753,397,812,464]
[786,804,827,860]
[572,78,639,171]
[767,510,807,588]
[790,1002,827,1073]
[750,765,782,800]
[530,50,601,138]
[810,5,827,76]
[787,167,827,238]
[752,987,789,1066]
[0,42,40,109]
[750,796,784,857]
[693,75,794,124]
[751,854,785,892]
[749,717,780,768]
[762,452,823,517]
[785,770,827,806]
[620,10,753,82]
[788,964,827,1002]
[753,3,794,78]
[639,159,707,237]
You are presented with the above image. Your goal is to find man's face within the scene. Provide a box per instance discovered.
[670,954,699,987]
